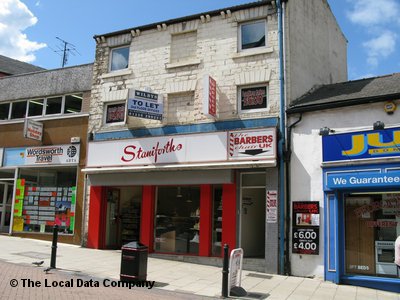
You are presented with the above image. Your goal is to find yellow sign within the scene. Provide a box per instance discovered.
[342,131,400,157]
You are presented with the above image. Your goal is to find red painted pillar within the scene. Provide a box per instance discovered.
[222,183,236,254]
[87,186,104,249]
[140,186,155,252]
[199,185,212,256]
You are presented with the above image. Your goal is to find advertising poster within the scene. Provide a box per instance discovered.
[292,201,320,255]
[266,190,278,223]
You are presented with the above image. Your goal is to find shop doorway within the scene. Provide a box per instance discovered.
[105,188,120,248]
[239,172,266,258]
[105,187,142,249]
[0,182,13,233]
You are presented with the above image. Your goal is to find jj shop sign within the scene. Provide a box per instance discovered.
[322,127,400,162]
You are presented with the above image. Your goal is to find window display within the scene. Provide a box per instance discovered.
[155,186,200,254]
[14,168,77,234]
[345,193,400,278]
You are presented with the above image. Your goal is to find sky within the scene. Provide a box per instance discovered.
[0,0,399,80]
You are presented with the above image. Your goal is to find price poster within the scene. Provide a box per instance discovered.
[292,201,320,255]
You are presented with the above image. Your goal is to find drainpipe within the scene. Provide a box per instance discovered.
[284,113,302,275]
[277,0,286,275]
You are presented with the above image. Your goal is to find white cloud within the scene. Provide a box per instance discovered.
[346,0,400,68]
[363,31,397,67]
[347,0,400,27]
[0,0,46,62]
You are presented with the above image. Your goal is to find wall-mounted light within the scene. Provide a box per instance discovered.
[373,121,385,130]
[319,127,335,136]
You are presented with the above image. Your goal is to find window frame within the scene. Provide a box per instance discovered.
[238,84,269,114]
[0,93,84,122]
[109,45,130,72]
[103,101,127,125]
[10,100,28,119]
[44,96,63,116]
[27,99,45,117]
[0,102,11,120]
[63,94,83,114]
[238,19,267,52]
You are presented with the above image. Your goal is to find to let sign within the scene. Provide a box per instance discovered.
[128,89,164,121]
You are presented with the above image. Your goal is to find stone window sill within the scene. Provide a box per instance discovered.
[232,47,274,59]
[165,58,201,69]
[101,69,133,79]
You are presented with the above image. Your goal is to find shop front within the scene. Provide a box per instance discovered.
[85,128,278,263]
[0,143,84,244]
[322,127,400,292]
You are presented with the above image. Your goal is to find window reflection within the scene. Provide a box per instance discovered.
[155,186,200,254]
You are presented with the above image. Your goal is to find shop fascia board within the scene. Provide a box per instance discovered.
[82,160,277,174]
[321,156,400,168]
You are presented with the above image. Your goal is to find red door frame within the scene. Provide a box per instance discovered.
[199,185,212,256]
[140,186,155,252]
[87,186,107,249]
[222,183,237,255]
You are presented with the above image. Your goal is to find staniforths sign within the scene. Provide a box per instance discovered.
[86,129,277,168]
[228,129,276,160]
[127,89,164,121]
[87,132,228,167]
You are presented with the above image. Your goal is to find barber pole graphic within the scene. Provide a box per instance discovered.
[229,133,235,157]
[228,129,276,160]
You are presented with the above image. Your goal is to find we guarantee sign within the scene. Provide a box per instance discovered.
[327,171,400,189]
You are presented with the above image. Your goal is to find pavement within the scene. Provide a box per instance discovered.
[0,235,399,300]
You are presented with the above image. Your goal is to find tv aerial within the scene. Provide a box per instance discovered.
[51,37,80,67]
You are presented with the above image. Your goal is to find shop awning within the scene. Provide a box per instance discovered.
[82,160,276,174]
[83,160,276,186]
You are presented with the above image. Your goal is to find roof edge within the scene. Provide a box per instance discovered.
[286,93,400,114]
[94,1,272,39]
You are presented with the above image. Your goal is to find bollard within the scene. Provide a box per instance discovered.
[50,224,59,269]
[221,244,229,298]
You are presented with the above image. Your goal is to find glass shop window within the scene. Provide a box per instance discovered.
[239,20,266,51]
[28,99,44,117]
[155,186,200,255]
[0,103,10,120]
[14,168,77,235]
[344,193,400,278]
[104,102,126,124]
[11,101,27,119]
[45,97,62,115]
[110,46,129,72]
[64,94,83,114]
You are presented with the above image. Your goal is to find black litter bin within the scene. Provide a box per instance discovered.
[120,242,148,282]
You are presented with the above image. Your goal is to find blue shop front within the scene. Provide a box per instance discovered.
[322,126,400,292]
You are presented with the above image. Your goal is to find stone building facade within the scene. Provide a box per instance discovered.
[83,0,346,275]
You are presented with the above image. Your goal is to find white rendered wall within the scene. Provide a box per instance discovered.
[289,101,400,278]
